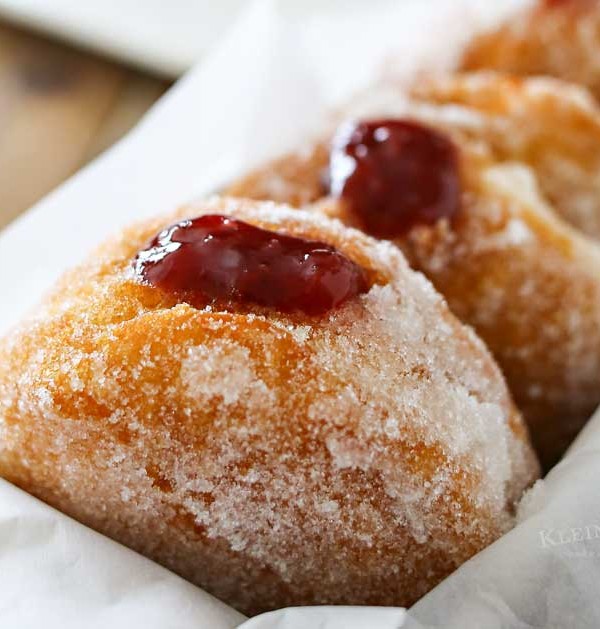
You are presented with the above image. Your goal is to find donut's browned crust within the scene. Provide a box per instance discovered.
[411,72,600,240]
[462,0,600,100]
[227,77,600,468]
[0,198,538,615]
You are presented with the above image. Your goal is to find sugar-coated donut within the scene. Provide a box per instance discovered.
[411,72,600,240]
[0,197,538,614]
[462,0,600,100]
[227,78,600,468]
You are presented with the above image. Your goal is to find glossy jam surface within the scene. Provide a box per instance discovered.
[329,119,460,238]
[134,215,369,315]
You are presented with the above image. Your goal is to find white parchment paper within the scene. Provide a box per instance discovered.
[3,0,598,627]
[0,479,244,628]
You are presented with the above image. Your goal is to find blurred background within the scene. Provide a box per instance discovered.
[0,0,387,230]
[0,1,257,230]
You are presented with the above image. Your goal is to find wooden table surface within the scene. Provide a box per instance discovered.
[0,21,169,230]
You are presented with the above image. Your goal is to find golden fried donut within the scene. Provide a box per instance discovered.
[0,197,538,614]
[227,86,600,468]
[232,71,600,240]
[462,0,600,100]
[411,72,600,240]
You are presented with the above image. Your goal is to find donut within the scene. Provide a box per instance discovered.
[462,0,600,99]
[0,197,538,614]
[227,77,600,468]
[410,72,600,240]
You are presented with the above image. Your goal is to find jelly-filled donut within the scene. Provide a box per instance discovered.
[409,72,600,240]
[0,198,538,614]
[228,84,600,469]
[462,0,600,100]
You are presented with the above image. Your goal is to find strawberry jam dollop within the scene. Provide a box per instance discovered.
[329,119,460,238]
[133,214,369,315]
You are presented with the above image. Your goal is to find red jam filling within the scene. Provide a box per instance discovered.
[328,119,460,238]
[133,214,369,315]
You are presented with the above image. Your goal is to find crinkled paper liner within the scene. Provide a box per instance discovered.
[2,0,598,627]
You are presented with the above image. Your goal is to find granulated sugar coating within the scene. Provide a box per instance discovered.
[228,77,600,469]
[0,198,538,615]
[410,72,600,240]
[462,0,600,102]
